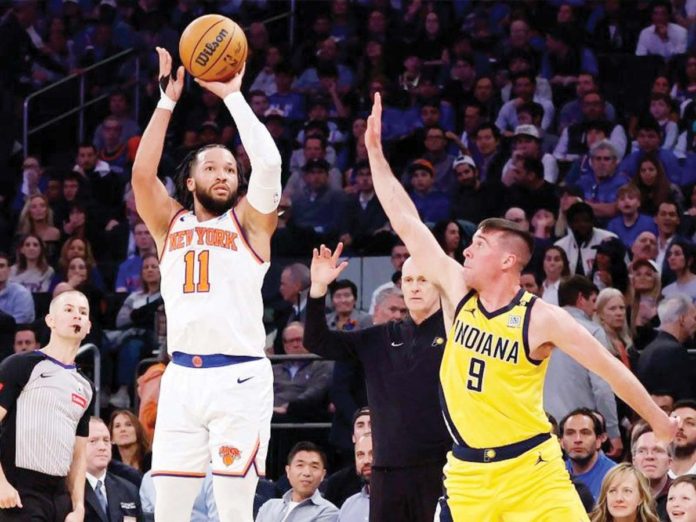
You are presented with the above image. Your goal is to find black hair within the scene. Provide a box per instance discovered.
[512,70,536,85]
[77,142,96,152]
[636,115,662,136]
[521,269,542,287]
[558,276,598,308]
[352,406,370,425]
[517,101,544,121]
[303,133,328,149]
[560,407,603,436]
[672,399,696,413]
[287,441,328,469]
[174,144,244,212]
[474,122,501,140]
[329,279,358,300]
[566,201,595,223]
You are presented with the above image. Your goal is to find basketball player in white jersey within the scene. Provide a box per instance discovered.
[131,48,281,522]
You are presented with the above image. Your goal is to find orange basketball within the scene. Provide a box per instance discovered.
[179,15,248,82]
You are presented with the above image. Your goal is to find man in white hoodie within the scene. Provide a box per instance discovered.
[555,201,616,276]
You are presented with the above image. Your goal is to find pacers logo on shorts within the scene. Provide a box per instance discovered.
[219,446,241,466]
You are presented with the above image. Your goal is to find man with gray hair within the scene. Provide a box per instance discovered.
[273,262,311,352]
[632,423,673,520]
[577,139,630,222]
[636,293,696,400]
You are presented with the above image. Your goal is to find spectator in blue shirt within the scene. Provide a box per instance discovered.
[578,140,630,222]
[406,159,450,225]
[618,117,682,184]
[268,64,306,123]
[607,184,659,249]
[290,158,346,246]
[114,221,156,293]
[0,253,35,324]
[561,408,617,502]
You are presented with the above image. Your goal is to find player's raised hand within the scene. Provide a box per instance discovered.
[365,92,383,155]
[310,243,349,296]
[0,479,22,509]
[156,47,185,102]
[195,64,246,100]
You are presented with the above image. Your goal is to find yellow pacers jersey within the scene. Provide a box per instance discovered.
[440,288,551,448]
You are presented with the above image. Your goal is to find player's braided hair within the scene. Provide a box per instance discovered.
[174,143,247,211]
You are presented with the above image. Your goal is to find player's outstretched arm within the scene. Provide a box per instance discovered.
[196,66,282,238]
[539,303,680,443]
[365,93,464,298]
[132,47,185,248]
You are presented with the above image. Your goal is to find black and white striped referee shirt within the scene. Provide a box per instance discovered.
[0,351,94,481]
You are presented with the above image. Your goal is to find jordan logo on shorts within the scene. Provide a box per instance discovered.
[535,452,546,466]
[219,446,241,466]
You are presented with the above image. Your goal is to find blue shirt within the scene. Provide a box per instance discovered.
[256,489,338,522]
[115,256,143,293]
[618,149,683,185]
[0,283,35,323]
[410,189,450,225]
[338,486,369,522]
[577,172,630,204]
[566,452,617,501]
[607,214,658,249]
[268,92,307,122]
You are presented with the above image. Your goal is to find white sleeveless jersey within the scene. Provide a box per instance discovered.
[159,208,270,357]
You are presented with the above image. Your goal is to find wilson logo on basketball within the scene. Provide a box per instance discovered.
[71,393,87,408]
[195,28,229,67]
[219,446,241,466]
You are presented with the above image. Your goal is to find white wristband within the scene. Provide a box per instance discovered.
[156,93,176,112]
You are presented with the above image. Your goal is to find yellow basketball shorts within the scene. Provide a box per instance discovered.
[436,436,589,522]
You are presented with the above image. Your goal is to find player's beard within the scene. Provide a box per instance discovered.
[195,184,236,216]
[674,440,696,459]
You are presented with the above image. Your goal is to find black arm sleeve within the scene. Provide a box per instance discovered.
[0,354,36,413]
[303,296,364,360]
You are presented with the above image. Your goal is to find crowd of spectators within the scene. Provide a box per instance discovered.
[2,0,696,519]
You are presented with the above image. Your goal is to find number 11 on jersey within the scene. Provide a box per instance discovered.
[183,250,210,293]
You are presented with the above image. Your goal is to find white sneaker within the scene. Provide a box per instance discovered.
[109,387,130,409]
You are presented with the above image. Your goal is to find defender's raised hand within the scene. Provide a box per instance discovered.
[156,47,185,102]
[365,92,383,154]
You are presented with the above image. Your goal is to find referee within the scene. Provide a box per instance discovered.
[305,244,450,522]
[0,291,95,521]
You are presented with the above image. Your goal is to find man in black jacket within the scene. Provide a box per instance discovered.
[637,293,696,401]
[304,244,450,522]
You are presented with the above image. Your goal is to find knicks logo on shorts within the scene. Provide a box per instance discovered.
[192,356,203,368]
[219,446,241,466]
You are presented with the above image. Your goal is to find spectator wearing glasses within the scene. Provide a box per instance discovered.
[577,140,630,223]
[632,423,673,520]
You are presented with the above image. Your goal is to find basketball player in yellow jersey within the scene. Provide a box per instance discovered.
[365,93,680,522]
